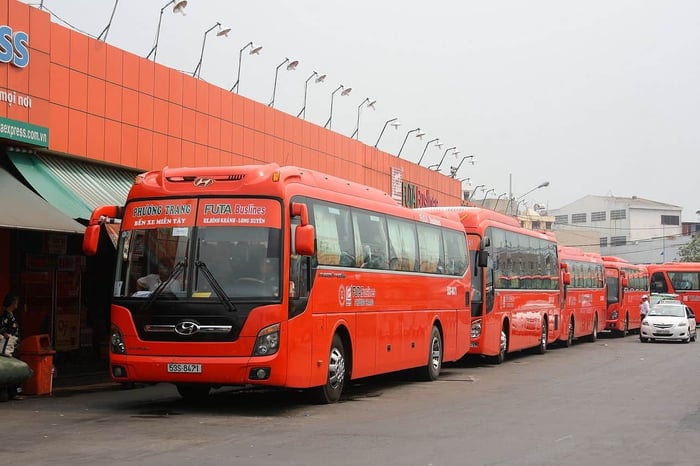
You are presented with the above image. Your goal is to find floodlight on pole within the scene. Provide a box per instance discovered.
[324,85,352,129]
[449,155,476,178]
[417,138,440,165]
[350,97,377,139]
[231,41,263,93]
[512,181,549,215]
[494,192,508,212]
[397,128,422,158]
[374,118,400,148]
[97,0,120,42]
[192,22,228,78]
[429,146,457,171]
[268,57,299,107]
[146,0,187,62]
[297,71,326,119]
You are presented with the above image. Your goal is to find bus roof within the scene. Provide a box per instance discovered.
[647,262,700,271]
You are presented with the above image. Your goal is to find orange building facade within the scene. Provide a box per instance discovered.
[0,0,463,375]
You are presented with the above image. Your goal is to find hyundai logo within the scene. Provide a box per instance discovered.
[193,177,214,187]
[175,321,201,335]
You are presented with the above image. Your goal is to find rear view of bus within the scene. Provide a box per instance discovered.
[648,262,700,323]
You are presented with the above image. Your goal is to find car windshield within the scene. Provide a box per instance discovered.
[648,305,686,318]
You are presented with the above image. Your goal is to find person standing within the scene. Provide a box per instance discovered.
[0,293,23,400]
[640,294,651,321]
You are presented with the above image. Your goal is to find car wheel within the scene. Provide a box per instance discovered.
[640,336,648,343]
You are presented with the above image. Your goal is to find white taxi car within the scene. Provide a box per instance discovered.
[640,302,697,343]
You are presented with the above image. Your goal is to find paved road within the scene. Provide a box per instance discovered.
[3,333,700,466]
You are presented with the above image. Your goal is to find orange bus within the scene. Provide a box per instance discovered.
[418,206,564,363]
[557,247,606,345]
[82,163,471,403]
[648,262,700,322]
[602,256,649,336]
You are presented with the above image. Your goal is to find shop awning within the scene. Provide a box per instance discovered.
[7,151,137,221]
[0,165,85,233]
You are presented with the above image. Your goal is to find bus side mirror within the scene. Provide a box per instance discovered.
[83,225,101,256]
[477,249,489,268]
[563,272,571,286]
[295,225,315,256]
[621,276,628,287]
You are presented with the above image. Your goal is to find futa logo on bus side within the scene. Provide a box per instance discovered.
[0,25,29,68]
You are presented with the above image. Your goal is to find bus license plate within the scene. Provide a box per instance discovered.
[167,363,202,373]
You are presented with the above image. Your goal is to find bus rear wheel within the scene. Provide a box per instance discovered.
[564,317,574,348]
[588,315,598,343]
[176,383,211,400]
[536,319,548,354]
[494,327,508,364]
[417,325,442,381]
[310,334,346,404]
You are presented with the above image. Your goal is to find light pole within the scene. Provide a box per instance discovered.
[350,97,377,139]
[397,128,422,157]
[429,147,457,171]
[297,71,326,119]
[146,0,187,62]
[230,41,263,93]
[481,188,495,206]
[374,118,400,148]
[269,57,299,107]
[417,138,440,165]
[324,85,352,129]
[513,181,549,215]
[494,192,508,212]
[192,22,229,78]
[469,184,485,201]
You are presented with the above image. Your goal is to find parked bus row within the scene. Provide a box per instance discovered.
[82,163,683,404]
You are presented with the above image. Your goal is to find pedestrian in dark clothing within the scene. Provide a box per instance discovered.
[1,293,23,400]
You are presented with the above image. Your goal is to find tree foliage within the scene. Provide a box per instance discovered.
[677,235,700,262]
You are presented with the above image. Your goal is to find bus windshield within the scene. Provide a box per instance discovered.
[115,225,281,300]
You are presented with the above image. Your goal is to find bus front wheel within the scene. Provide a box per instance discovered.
[417,325,442,381]
[588,315,598,343]
[494,327,508,364]
[311,334,346,404]
[536,319,548,354]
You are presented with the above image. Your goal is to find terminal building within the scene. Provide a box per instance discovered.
[0,0,464,376]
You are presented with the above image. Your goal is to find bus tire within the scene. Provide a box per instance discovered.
[536,318,548,354]
[564,317,574,348]
[622,315,629,337]
[311,334,346,404]
[588,315,598,343]
[494,326,508,364]
[418,325,443,381]
[176,383,211,400]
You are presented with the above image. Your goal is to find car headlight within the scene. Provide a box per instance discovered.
[641,320,649,326]
[253,323,280,356]
[110,325,126,354]
[678,322,687,327]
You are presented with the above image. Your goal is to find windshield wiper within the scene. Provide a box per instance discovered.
[141,260,186,312]
[195,260,237,312]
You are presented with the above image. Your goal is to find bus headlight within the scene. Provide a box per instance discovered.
[110,325,126,354]
[471,319,482,338]
[610,311,618,320]
[253,323,280,356]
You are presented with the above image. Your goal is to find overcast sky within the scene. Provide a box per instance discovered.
[23,0,700,221]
